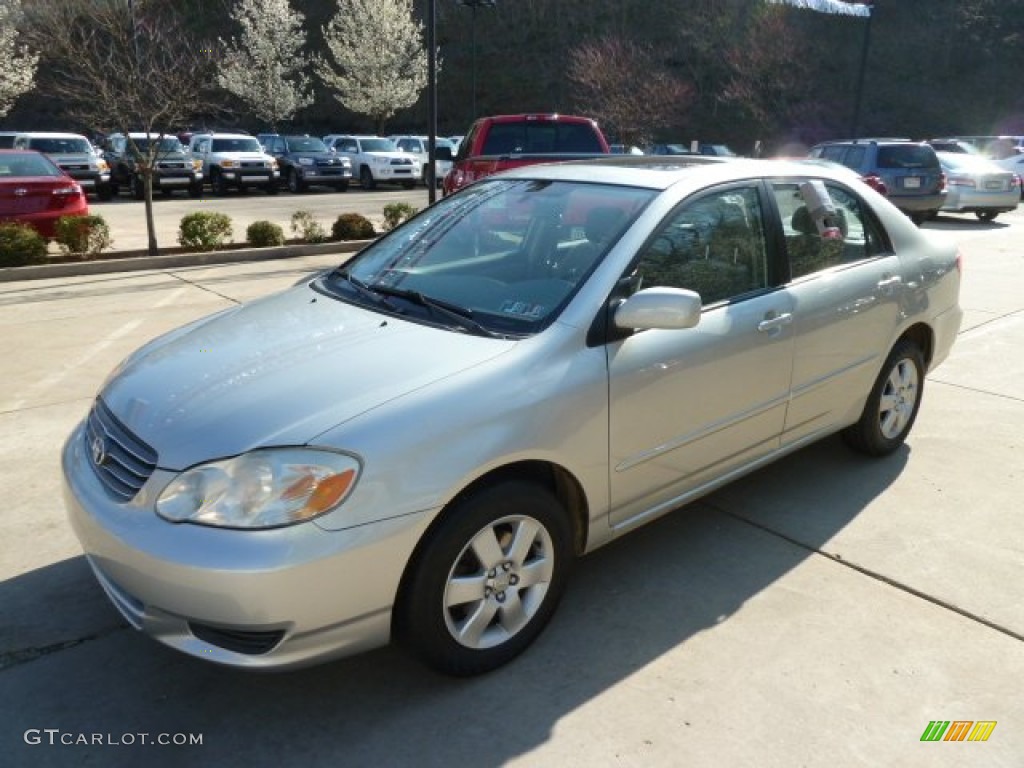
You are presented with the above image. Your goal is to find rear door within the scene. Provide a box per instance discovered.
[769,179,902,446]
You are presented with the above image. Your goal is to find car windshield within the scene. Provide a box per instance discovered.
[877,145,939,170]
[211,138,263,152]
[360,138,396,152]
[320,178,656,337]
[286,137,328,152]
[0,153,60,177]
[131,137,183,153]
[28,137,92,154]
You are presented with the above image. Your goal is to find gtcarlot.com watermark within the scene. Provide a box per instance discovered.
[24,729,203,747]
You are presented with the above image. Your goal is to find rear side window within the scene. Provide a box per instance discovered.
[877,145,939,170]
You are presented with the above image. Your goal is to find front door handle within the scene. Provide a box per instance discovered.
[757,312,793,333]
[877,275,902,295]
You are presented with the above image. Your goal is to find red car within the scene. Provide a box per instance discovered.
[0,149,89,238]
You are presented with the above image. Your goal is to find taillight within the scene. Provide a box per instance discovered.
[947,175,974,188]
[938,171,947,192]
[52,185,81,196]
[863,174,887,196]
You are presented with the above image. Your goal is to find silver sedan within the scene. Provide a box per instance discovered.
[937,150,1021,221]
[62,157,963,676]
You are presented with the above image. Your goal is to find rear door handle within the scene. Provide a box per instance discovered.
[757,312,793,333]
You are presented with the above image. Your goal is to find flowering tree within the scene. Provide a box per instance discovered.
[316,0,428,135]
[567,37,693,147]
[218,0,313,130]
[21,0,221,256]
[0,0,38,118]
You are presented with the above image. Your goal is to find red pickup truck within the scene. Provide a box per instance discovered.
[441,113,610,196]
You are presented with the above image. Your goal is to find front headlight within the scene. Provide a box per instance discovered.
[191,158,203,171]
[156,448,360,529]
[95,158,110,172]
[372,156,389,166]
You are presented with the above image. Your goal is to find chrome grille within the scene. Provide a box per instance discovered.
[85,399,158,502]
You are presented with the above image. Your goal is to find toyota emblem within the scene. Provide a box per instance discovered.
[91,435,108,466]
[14,188,27,197]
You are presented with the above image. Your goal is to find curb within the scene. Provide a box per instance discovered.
[0,240,370,283]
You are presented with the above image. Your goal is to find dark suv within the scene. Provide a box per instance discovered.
[102,132,203,199]
[809,139,946,223]
[260,134,352,193]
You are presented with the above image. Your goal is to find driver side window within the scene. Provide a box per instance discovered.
[632,186,769,305]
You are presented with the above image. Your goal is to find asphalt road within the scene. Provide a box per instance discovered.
[88,185,433,252]
[1,207,1022,767]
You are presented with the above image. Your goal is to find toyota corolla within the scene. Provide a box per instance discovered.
[63,157,963,676]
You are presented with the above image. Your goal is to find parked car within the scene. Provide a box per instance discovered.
[0,149,88,238]
[62,157,962,677]
[644,143,693,156]
[0,131,21,149]
[12,132,113,201]
[935,151,1020,221]
[808,139,946,224]
[927,138,980,155]
[442,113,609,196]
[187,133,280,195]
[260,134,352,193]
[389,134,455,187]
[328,135,420,190]
[101,132,204,199]
[609,144,644,155]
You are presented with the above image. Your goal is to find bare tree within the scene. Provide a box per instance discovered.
[20,0,222,256]
[567,37,693,147]
[316,0,428,135]
[218,0,312,130]
[0,0,38,118]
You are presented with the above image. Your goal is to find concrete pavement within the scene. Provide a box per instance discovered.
[0,210,1021,767]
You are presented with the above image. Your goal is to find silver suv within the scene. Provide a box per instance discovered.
[188,133,280,195]
[809,139,946,224]
[13,131,113,200]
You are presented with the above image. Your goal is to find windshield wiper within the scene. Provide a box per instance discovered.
[369,284,502,338]
[331,270,401,311]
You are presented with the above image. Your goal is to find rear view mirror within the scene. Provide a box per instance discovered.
[614,287,702,331]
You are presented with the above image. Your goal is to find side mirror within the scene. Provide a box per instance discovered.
[435,146,453,161]
[613,287,702,331]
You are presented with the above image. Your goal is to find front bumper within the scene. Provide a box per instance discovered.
[297,167,352,183]
[62,421,434,669]
[220,167,279,185]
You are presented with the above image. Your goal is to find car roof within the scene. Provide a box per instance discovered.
[16,132,91,139]
[493,156,873,192]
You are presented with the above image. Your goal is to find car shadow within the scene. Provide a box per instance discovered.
[923,214,1011,230]
[0,436,909,766]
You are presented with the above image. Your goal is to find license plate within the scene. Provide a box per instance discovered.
[903,177,921,189]
[986,180,1003,190]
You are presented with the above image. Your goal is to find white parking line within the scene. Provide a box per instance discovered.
[4,286,188,412]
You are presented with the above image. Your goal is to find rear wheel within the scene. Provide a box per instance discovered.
[395,480,573,676]
[976,211,998,222]
[402,180,416,190]
[842,340,925,456]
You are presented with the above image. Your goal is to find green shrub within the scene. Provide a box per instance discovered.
[331,212,376,241]
[0,222,48,267]
[54,214,112,258]
[246,220,285,247]
[382,202,418,231]
[290,210,327,243]
[177,211,233,252]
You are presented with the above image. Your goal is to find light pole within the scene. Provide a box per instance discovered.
[456,0,496,121]
[850,1,875,138]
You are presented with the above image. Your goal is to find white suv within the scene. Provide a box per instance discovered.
[389,135,455,188]
[188,133,280,195]
[13,131,113,200]
[329,135,420,190]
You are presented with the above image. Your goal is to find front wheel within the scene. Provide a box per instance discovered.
[402,180,416,190]
[842,340,925,456]
[395,480,573,676]
[287,168,305,194]
[359,166,376,190]
[976,211,998,222]
[211,170,230,196]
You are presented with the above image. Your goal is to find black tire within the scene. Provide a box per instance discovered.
[395,480,573,676]
[265,181,279,195]
[131,176,145,201]
[359,166,376,190]
[287,168,305,194]
[333,181,349,192]
[975,211,998,222]
[402,180,416,190]
[909,211,926,226]
[211,170,230,196]
[97,184,113,202]
[842,339,925,456]
[187,182,202,198]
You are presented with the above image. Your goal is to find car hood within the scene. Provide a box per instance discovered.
[100,286,514,470]
[365,151,415,161]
